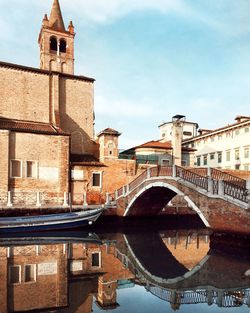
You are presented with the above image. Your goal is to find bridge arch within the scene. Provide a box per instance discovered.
[123,234,210,285]
[124,181,210,227]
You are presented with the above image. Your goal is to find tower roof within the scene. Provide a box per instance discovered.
[49,0,66,32]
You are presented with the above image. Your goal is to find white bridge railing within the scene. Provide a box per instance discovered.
[0,191,106,208]
[113,166,249,205]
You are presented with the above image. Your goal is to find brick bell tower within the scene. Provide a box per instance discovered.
[38,0,75,74]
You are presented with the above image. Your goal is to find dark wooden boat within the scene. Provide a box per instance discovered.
[0,207,103,233]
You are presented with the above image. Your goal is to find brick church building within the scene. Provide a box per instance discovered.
[0,0,138,207]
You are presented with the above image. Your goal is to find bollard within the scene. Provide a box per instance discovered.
[172,165,177,178]
[207,177,213,194]
[207,167,212,177]
[36,191,42,207]
[7,191,13,207]
[126,184,130,194]
[83,192,88,207]
[147,168,150,179]
[105,192,110,205]
[63,192,69,207]
[218,180,224,196]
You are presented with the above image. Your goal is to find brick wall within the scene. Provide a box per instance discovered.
[59,77,95,155]
[0,130,9,192]
[0,66,50,123]
[8,132,69,194]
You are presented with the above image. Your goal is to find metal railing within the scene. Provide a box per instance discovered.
[176,166,208,191]
[114,165,248,204]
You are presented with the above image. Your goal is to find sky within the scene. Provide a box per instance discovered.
[1,0,250,149]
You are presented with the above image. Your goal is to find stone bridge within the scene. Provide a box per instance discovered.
[109,166,250,234]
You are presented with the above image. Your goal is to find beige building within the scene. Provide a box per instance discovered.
[120,115,196,166]
[183,116,250,170]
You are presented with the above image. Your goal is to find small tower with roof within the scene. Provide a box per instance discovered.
[38,0,75,74]
[97,128,121,160]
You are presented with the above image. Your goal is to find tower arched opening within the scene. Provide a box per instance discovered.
[50,37,58,52]
[59,39,67,53]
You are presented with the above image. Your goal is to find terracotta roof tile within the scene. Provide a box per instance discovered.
[97,128,121,137]
[0,118,68,135]
[136,140,172,150]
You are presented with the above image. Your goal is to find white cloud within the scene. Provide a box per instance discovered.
[55,0,189,23]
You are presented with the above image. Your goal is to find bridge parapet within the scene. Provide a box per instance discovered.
[112,166,248,207]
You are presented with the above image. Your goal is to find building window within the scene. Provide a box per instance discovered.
[92,172,102,187]
[226,150,231,162]
[218,135,222,140]
[235,149,240,160]
[59,39,67,53]
[162,159,170,166]
[24,265,36,283]
[26,161,37,178]
[235,129,240,136]
[203,155,208,166]
[210,153,215,160]
[235,165,240,170]
[245,127,249,133]
[197,157,201,166]
[91,252,101,268]
[226,132,231,138]
[181,160,187,166]
[218,152,222,163]
[244,164,249,171]
[210,137,214,142]
[162,133,165,138]
[107,143,114,156]
[10,160,22,178]
[50,36,57,52]
[244,147,249,159]
[9,266,21,284]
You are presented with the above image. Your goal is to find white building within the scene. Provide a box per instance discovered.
[183,116,250,170]
[159,115,198,142]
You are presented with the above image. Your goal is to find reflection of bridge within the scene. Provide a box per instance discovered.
[108,166,250,234]
[149,286,250,308]
[112,231,250,309]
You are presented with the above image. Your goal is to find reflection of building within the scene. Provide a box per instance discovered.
[0,244,68,312]
[162,233,209,270]
[0,238,134,312]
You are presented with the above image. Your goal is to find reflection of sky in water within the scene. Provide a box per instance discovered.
[93,285,250,313]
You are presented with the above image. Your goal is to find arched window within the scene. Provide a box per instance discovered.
[49,60,57,71]
[50,37,57,52]
[59,39,67,53]
[61,62,67,73]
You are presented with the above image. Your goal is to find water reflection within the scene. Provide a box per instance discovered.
[0,229,249,312]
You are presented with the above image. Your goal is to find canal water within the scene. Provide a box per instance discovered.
[0,223,249,312]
